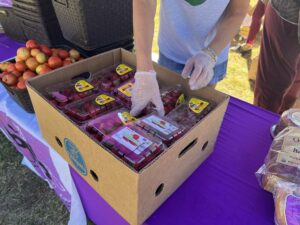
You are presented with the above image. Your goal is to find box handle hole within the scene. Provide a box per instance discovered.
[71,72,91,81]
[155,183,164,197]
[178,138,198,158]
[90,170,99,182]
[202,141,209,151]
[55,136,63,148]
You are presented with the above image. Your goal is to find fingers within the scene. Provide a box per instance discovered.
[130,101,149,116]
[181,58,194,79]
[130,82,150,116]
[190,67,209,90]
[189,65,204,88]
[152,93,165,116]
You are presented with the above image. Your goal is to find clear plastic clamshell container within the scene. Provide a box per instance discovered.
[65,93,120,124]
[85,108,137,137]
[145,85,185,115]
[114,79,135,109]
[90,64,135,93]
[46,72,97,109]
[101,125,165,171]
[136,113,186,146]
[167,97,215,129]
[160,85,185,115]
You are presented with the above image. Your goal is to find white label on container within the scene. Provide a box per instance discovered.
[276,135,300,167]
[112,127,152,155]
[142,115,178,136]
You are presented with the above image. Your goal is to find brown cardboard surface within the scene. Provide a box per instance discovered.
[27,49,229,225]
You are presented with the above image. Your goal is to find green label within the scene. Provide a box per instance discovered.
[185,0,207,6]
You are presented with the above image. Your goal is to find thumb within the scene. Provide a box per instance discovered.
[152,94,165,117]
[130,100,149,117]
[182,58,194,79]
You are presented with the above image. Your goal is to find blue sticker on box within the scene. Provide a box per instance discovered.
[64,138,87,176]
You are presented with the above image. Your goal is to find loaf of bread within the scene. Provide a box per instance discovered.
[257,126,300,225]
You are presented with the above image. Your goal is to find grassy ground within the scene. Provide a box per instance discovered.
[0,132,69,225]
[0,1,260,224]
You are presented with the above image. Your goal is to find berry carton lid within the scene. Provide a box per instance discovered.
[114,79,135,100]
[101,124,165,171]
[136,113,186,144]
[45,72,96,108]
[147,84,185,115]
[91,64,135,93]
[65,93,120,124]
[166,97,215,128]
[86,108,137,135]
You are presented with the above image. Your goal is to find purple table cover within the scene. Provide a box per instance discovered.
[0,0,12,7]
[71,98,280,225]
[0,34,23,62]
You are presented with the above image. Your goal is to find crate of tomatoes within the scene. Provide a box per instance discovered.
[0,39,85,113]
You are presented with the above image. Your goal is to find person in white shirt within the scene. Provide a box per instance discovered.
[131,0,249,116]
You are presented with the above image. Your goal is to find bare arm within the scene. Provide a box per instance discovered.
[209,0,249,55]
[133,0,157,71]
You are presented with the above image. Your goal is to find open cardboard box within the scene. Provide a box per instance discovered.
[27,49,229,225]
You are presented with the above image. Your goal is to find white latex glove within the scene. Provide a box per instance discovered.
[181,50,217,90]
[130,71,165,117]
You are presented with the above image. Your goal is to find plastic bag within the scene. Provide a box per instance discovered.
[256,126,300,225]
[274,109,300,137]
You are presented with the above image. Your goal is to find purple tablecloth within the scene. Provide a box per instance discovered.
[72,98,279,225]
[0,0,12,7]
[0,34,23,62]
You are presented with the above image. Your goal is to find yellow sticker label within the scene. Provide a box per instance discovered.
[189,98,209,114]
[118,82,133,97]
[116,64,133,76]
[118,112,137,125]
[176,94,185,106]
[95,94,115,105]
[74,80,94,93]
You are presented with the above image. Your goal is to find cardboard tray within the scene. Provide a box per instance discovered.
[27,49,229,225]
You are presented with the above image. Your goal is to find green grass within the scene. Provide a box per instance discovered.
[0,132,69,225]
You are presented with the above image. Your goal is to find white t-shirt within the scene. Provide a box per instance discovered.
[158,0,230,65]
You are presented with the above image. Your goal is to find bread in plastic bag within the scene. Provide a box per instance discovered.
[274,109,300,137]
[256,126,300,225]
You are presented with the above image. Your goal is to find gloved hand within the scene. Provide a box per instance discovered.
[181,49,217,90]
[130,71,165,117]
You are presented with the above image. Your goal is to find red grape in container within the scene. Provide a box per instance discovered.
[91,64,135,93]
[167,97,215,129]
[136,113,187,146]
[86,108,137,137]
[65,93,120,124]
[46,72,96,109]
[101,125,165,171]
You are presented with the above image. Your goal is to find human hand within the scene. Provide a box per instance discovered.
[182,49,217,90]
[130,71,165,116]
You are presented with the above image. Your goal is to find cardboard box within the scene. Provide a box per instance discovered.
[27,49,229,225]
